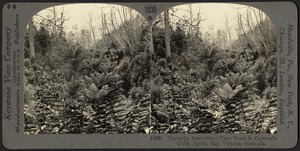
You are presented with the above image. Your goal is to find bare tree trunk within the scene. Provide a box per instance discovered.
[29,19,35,60]
[99,14,109,49]
[225,17,232,48]
[88,13,97,50]
[188,4,193,36]
[164,10,171,61]
[149,25,154,57]
[102,14,118,51]
[52,7,57,35]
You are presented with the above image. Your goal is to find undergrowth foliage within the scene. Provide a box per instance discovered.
[24,7,277,134]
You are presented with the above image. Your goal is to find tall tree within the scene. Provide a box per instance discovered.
[28,18,35,60]
[149,25,154,57]
[164,10,171,61]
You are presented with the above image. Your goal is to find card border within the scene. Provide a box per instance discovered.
[1,0,299,150]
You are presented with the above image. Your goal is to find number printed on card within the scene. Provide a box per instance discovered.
[145,6,157,13]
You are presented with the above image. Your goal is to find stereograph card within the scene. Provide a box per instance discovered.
[1,0,299,150]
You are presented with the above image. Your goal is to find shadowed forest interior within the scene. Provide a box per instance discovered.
[24,3,277,134]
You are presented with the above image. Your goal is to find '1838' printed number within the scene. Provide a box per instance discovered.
[145,6,157,13]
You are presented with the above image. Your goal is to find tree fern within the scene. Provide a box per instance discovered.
[127,94,151,133]
[252,97,277,133]
[215,81,253,133]
[79,71,123,133]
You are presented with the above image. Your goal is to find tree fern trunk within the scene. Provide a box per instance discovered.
[148,97,152,131]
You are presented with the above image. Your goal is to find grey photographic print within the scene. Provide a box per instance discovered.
[23,3,277,135]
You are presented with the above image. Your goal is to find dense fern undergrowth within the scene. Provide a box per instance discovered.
[24,9,277,134]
